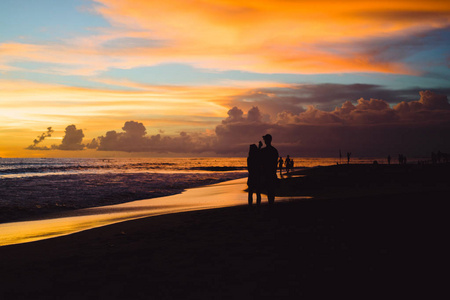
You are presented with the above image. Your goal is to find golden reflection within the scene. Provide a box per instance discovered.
[0,178,311,247]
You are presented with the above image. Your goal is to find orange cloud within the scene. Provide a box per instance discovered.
[2,1,449,76]
[89,0,450,73]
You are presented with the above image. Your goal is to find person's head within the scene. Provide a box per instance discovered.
[262,134,272,145]
[249,144,258,156]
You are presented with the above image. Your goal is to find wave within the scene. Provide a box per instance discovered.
[0,171,247,224]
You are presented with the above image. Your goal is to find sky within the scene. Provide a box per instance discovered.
[1,0,449,158]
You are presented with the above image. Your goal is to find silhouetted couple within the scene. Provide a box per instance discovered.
[247,134,279,206]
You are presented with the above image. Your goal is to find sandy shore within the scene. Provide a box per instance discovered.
[1,164,448,299]
[0,172,246,223]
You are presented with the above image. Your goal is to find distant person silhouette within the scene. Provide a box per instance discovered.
[347,152,351,164]
[247,144,262,206]
[260,134,279,205]
[387,154,391,165]
[285,155,291,174]
[278,156,284,176]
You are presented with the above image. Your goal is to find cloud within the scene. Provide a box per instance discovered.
[25,91,450,157]
[26,125,85,151]
[86,138,99,149]
[274,90,450,126]
[213,91,450,156]
[2,1,450,76]
[25,127,54,150]
[96,121,215,153]
[87,1,450,74]
[56,125,85,150]
[222,84,450,116]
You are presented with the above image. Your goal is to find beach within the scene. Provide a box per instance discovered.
[1,163,448,299]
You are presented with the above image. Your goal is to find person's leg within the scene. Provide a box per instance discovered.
[248,188,253,206]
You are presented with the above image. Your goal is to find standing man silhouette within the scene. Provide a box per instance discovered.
[260,134,279,205]
[285,155,291,174]
[278,156,284,176]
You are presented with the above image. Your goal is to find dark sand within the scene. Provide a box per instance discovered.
[1,164,448,299]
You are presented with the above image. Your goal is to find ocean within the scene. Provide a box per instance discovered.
[0,157,383,223]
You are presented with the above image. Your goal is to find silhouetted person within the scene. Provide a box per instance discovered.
[278,156,284,176]
[285,155,291,174]
[260,134,279,205]
[347,152,351,164]
[387,154,391,165]
[247,144,262,206]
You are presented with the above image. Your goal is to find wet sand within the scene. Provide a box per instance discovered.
[0,164,448,299]
[0,172,245,223]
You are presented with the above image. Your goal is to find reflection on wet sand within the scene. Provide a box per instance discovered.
[0,177,310,247]
[0,178,240,246]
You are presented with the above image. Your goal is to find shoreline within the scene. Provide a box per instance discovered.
[0,171,247,224]
[1,189,447,298]
[1,163,448,298]
[0,177,253,247]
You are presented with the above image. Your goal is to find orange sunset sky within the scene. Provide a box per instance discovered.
[1,0,449,157]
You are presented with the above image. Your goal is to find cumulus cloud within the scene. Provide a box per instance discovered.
[214,106,273,154]
[96,121,215,153]
[86,138,99,149]
[26,125,85,151]
[393,90,450,122]
[267,90,450,126]
[27,91,450,157]
[226,84,389,116]
[57,125,85,150]
[214,91,450,156]
[223,84,450,116]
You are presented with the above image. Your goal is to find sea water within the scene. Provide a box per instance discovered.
[0,156,387,246]
[0,156,383,223]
